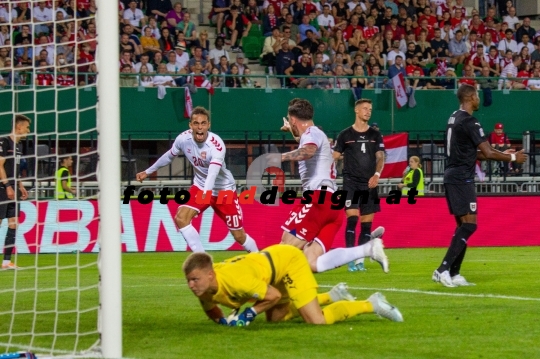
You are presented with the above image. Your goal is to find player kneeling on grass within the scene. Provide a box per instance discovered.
[183,244,403,326]
[136,106,258,253]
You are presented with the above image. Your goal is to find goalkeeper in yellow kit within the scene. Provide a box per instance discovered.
[183,245,403,326]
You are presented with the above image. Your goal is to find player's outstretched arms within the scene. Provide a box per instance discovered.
[136,171,148,182]
[280,117,300,143]
[137,150,177,182]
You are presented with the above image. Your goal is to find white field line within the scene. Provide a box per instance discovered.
[319,284,540,302]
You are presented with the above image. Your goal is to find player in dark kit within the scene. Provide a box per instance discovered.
[333,99,386,272]
[0,115,30,270]
[432,85,527,287]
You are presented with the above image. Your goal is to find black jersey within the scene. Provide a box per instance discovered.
[444,109,486,184]
[0,137,22,187]
[334,126,385,183]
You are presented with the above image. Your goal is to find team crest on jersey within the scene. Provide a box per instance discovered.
[201,151,207,160]
[345,200,352,207]
[300,228,307,235]
[470,202,477,211]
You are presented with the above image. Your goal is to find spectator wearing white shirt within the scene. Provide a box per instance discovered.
[0,25,9,46]
[134,53,155,73]
[317,5,335,38]
[499,54,525,89]
[386,40,406,67]
[123,0,146,33]
[347,0,366,12]
[498,29,518,56]
[502,6,519,31]
[517,34,534,54]
[0,5,13,23]
[208,37,230,67]
[174,43,190,71]
[528,68,540,90]
[153,63,177,86]
[33,1,53,34]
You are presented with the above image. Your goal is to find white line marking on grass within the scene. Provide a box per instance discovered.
[319,285,540,302]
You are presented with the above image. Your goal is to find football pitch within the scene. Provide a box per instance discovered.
[2,247,540,359]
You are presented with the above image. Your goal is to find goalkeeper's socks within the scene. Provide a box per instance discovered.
[179,224,205,253]
[241,235,259,253]
[322,301,374,325]
[318,292,332,306]
[315,244,370,272]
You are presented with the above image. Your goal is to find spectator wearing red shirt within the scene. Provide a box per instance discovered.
[487,45,501,76]
[415,18,434,41]
[450,8,466,31]
[35,60,54,86]
[466,31,480,56]
[343,15,363,41]
[468,15,485,37]
[418,7,437,28]
[57,66,75,86]
[363,16,379,39]
[188,61,207,87]
[225,5,252,52]
[468,44,489,74]
[489,123,511,148]
[386,16,404,42]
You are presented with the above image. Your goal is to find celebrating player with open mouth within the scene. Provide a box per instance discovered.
[279,98,389,273]
[136,106,259,253]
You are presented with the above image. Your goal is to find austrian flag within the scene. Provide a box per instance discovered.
[184,86,193,118]
[380,133,408,178]
[201,80,215,95]
[392,72,408,108]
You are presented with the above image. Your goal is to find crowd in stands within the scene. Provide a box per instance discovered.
[1,0,540,90]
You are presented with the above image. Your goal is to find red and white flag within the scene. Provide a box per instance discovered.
[381,133,408,178]
[392,72,408,108]
[201,79,214,95]
[184,86,193,118]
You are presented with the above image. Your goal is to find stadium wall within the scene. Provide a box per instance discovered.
[1,88,539,140]
[4,197,539,254]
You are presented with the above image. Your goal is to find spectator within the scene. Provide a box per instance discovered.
[347,28,364,54]
[177,12,197,47]
[0,25,9,46]
[387,55,406,83]
[448,30,467,65]
[498,29,517,56]
[344,14,364,42]
[277,7,289,27]
[261,26,282,73]
[477,66,498,90]
[12,2,31,24]
[123,24,143,56]
[145,0,172,23]
[465,30,480,56]
[285,53,313,87]
[123,0,145,33]
[532,42,540,63]
[152,51,165,67]
[174,43,190,72]
[483,6,501,27]
[314,51,332,73]
[226,5,252,53]
[405,55,423,75]
[500,49,513,69]
[468,44,488,75]
[332,0,349,24]
[430,28,448,59]
[209,37,230,67]
[380,7,394,31]
[517,34,534,55]
[280,14,301,44]
[502,6,519,31]
[276,40,295,87]
[211,0,230,37]
[233,53,249,75]
[317,5,335,39]
[209,67,223,88]
[120,64,137,87]
[187,61,207,87]
[331,51,352,74]
[381,30,394,55]
[331,64,351,88]
[481,31,496,53]
[528,67,540,90]
[262,5,278,37]
[298,29,320,55]
[217,55,230,74]
[241,68,261,88]
[500,54,526,89]
[488,122,512,175]
[458,65,476,87]
[139,64,154,87]
[134,53,154,73]
[366,64,385,89]
[329,29,346,54]
[33,1,53,35]
[387,40,406,67]
[166,2,184,31]
[14,25,32,46]
[144,19,162,40]
[439,68,456,89]
[141,26,161,55]
[298,63,331,88]
[520,47,531,66]
[153,63,177,87]
[225,64,242,87]
[351,65,367,88]
[363,16,380,40]
[244,0,261,25]
[188,46,212,74]
[192,30,210,60]
[516,17,536,44]
[298,14,320,42]
[424,66,445,89]
[487,45,501,76]
[120,33,136,54]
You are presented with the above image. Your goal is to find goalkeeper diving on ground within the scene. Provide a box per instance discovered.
[183,244,403,326]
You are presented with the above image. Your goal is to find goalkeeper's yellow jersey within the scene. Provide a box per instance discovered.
[211,245,316,309]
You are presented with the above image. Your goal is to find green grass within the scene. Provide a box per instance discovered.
[2,247,540,359]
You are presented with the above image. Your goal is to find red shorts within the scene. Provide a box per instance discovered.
[180,185,244,230]
[281,190,343,253]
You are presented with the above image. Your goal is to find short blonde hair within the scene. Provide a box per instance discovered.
[182,252,213,275]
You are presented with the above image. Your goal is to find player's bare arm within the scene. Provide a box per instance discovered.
[477,141,527,163]
[202,301,225,323]
[280,117,300,143]
[136,171,148,182]
[332,151,342,161]
[368,150,385,189]
[0,156,15,200]
[250,285,282,315]
[281,144,317,162]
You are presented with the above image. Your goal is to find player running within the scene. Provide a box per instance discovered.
[432,85,527,287]
[136,106,259,253]
[333,98,386,272]
[183,245,403,326]
[279,98,388,273]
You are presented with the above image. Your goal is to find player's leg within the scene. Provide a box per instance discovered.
[2,212,18,270]
[175,206,205,252]
[433,184,477,287]
[449,214,476,286]
[212,192,258,252]
[343,181,360,271]
[354,187,382,271]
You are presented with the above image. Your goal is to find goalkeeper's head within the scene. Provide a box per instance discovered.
[183,252,215,297]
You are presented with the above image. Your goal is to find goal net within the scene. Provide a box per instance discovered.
[0,0,121,357]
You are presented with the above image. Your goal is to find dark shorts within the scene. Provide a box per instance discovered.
[444,183,477,217]
[0,187,20,220]
[343,179,381,215]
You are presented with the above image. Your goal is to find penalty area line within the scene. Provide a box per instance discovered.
[319,285,540,302]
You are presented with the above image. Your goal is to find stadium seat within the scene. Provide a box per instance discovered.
[455,63,464,77]
[248,25,262,37]
[242,36,262,60]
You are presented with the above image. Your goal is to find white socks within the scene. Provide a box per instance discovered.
[2,260,10,265]
[241,234,259,253]
[179,224,205,253]
[315,242,373,273]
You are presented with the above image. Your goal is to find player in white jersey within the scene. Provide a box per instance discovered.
[279,98,389,273]
[136,107,259,253]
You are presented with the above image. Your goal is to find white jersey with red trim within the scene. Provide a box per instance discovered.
[298,126,337,192]
[170,130,236,195]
